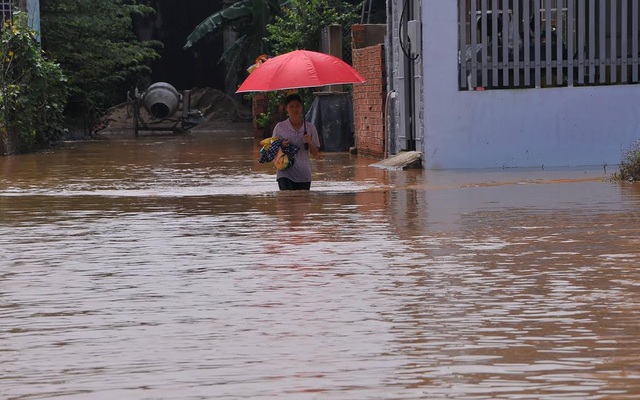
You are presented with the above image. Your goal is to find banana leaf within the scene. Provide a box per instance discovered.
[183,0,252,49]
[183,0,285,50]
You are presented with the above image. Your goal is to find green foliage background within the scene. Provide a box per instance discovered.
[1,0,163,154]
[1,15,67,154]
[266,0,358,55]
[40,0,162,118]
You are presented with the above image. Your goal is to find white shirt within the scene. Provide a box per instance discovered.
[272,119,320,183]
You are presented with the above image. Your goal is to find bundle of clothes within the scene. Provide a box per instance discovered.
[258,137,299,170]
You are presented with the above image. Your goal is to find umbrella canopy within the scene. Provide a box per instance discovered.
[236,50,365,93]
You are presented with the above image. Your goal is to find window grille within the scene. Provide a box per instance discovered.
[459,0,640,90]
[1,0,13,26]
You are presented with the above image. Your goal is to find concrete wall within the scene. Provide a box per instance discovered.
[422,0,640,169]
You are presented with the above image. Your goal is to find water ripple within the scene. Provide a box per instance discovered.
[1,131,639,399]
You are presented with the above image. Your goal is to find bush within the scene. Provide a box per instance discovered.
[613,139,640,182]
[266,0,358,55]
[1,16,67,155]
[40,0,162,120]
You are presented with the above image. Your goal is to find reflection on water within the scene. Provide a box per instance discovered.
[1,124,639,399]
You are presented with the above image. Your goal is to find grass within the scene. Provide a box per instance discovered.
[613,139,640,181]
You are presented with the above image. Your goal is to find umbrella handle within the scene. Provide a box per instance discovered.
[302,100,309,149]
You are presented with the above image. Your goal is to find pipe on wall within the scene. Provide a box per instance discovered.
[384,90,397,158]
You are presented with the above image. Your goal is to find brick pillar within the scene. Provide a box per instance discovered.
[252,93,268,138]
[352,44,385,159]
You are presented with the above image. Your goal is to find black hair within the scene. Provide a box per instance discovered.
[284,93,302,106]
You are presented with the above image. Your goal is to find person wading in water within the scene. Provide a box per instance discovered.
[271,94,321,190]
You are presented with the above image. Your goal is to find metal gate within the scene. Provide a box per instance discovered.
[459,0,640,90]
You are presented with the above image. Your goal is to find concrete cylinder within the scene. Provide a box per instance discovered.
[142,82,181,119]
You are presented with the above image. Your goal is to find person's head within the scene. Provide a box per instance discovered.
[284,94,303,119]
[284,93,302,106]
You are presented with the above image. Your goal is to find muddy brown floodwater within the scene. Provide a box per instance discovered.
[1,124,639,399]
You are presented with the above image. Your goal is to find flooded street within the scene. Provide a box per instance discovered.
[1,124,639,399]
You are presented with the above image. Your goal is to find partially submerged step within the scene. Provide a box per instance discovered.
[370,151,422,170]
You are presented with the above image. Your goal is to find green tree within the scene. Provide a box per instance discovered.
[40,0,162,120]
[266,0,358,55]
[1,15,67,154]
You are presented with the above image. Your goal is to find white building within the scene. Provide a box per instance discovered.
[386,0,640,169]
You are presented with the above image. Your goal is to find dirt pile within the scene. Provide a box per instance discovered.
[189,87,252,124]
[95,87,252,135]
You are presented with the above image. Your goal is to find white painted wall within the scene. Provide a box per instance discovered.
[422,0,640,169]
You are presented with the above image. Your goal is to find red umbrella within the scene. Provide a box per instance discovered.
[236,50,365,93]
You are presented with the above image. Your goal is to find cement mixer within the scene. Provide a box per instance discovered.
[128,82,203,136]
